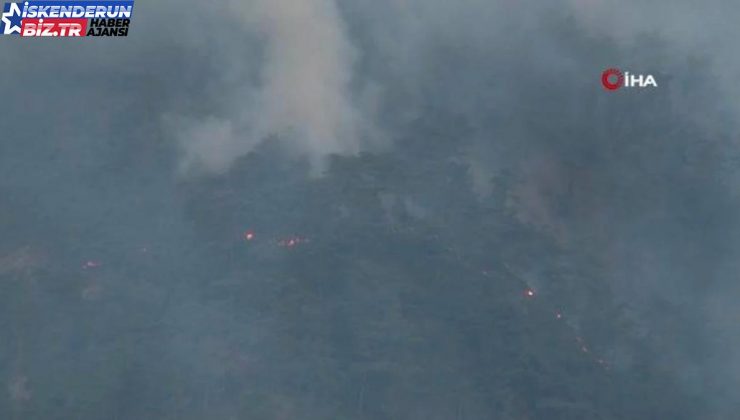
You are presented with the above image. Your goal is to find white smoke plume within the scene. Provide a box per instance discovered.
[172,0,375,175]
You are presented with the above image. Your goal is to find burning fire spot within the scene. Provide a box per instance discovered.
[278,236,308,248]
[524,288,535,298]
[82,261,101,270]
[0,247,45,278]
[81,282,102,301]
[575,337,589,353]
[8,375,30,402]
[244,230,255,241]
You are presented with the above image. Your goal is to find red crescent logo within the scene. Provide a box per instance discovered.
[601,68,623,91]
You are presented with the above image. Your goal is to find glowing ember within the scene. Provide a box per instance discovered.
[244,230,255,241]
[524,288,535,298]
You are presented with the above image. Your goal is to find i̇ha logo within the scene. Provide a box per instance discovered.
[601,68,657,91]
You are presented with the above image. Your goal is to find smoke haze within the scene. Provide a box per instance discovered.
[1,0,739,418]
